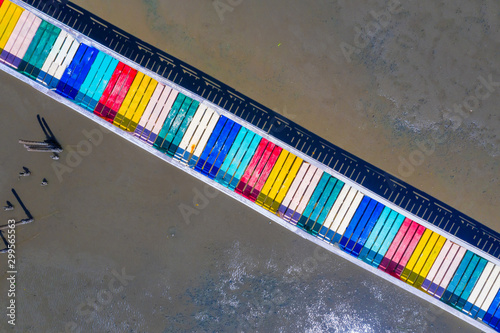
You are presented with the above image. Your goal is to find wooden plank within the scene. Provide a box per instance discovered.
[85,57,119,110]
[133,82,166,138]
[400,229,434,281]
[8,13,41,69]
[208,123,243,179]
[172,103,208,160]
[330,191,364,244]
[187,110,220,168]
[126,77,158,132]
[198,118,236,176]
[36,29,67,83]
[410,234,446,287]
[178,106,216,164]
[433,247,467,298]
[352,205,391,257]
[0,3,23,51]
[234,138,270,194]
[392,224,426,277]
[244,144,283,200]
[337,195,371,246]
[225,131,262,189]
[360,210,399,262]
[371,214,407,267]
[297,172,331,228]
[147,86,178,143]
[378,218,416,271]
[255,150,290,206]
[280,164,317,221]
[463,262,495,314]
[0,9,28,63]
[473,265,500,319]
[421,239,454,291]
[48,36,79,89]
[263,153,301,211]
[289,167,323,225]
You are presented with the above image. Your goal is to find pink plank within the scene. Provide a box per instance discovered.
[385,221,419,274]
[235,138,269,194]
[393,225,426,278]
[247,146,283,201]
[243,142,276,199]
[0,10,29,62]
[10,14,41,68]
[378,218,412,271]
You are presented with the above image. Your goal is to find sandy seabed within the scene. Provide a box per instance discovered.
[1,0,498,332]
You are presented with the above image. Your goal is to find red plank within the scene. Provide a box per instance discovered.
[393,225,426,278]
[242,142,276,199]
[247,146,283,201]
[105,66,138,123]
[378,218,412,271]
[0,0,4,9]
[235,138,269,195]
[101,65,132,121]
[94,62,125,117]
[385,220,420,274]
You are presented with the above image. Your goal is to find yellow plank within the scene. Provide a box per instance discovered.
[0,2,17,45]
[269,156,303,213]
[256,150,289,206]
[406,232,440,285]
[400,229,433,281]
[113,72,145,127]
[414,235,447,288]
[127,77,158,132]
[0,0,12,26]
[263,153,297,209]
[0,6,23,50]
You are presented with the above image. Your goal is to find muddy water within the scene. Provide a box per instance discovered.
[0,0,498,332]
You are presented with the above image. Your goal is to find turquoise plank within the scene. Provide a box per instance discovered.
[371,214,406,267]
[215,126,249,184]
[297,172,330,228]
[357,207,393,259]
[228,134,262,190]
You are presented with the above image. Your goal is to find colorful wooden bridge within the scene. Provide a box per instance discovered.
[1,0,500,331]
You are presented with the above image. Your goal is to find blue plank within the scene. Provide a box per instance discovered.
[214,127,249,184]
[201,119,235,176]
[483,288,500,324]
[209,123,242,179]
[74,51,106,104]
[371,214,406,267]
[344,199,379,253]
[193,116,228,172]
[355,206,391,258]
[339,196,371,249]
[86,57,119,110]
[67,47,99,99]
[55,44,88,96]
